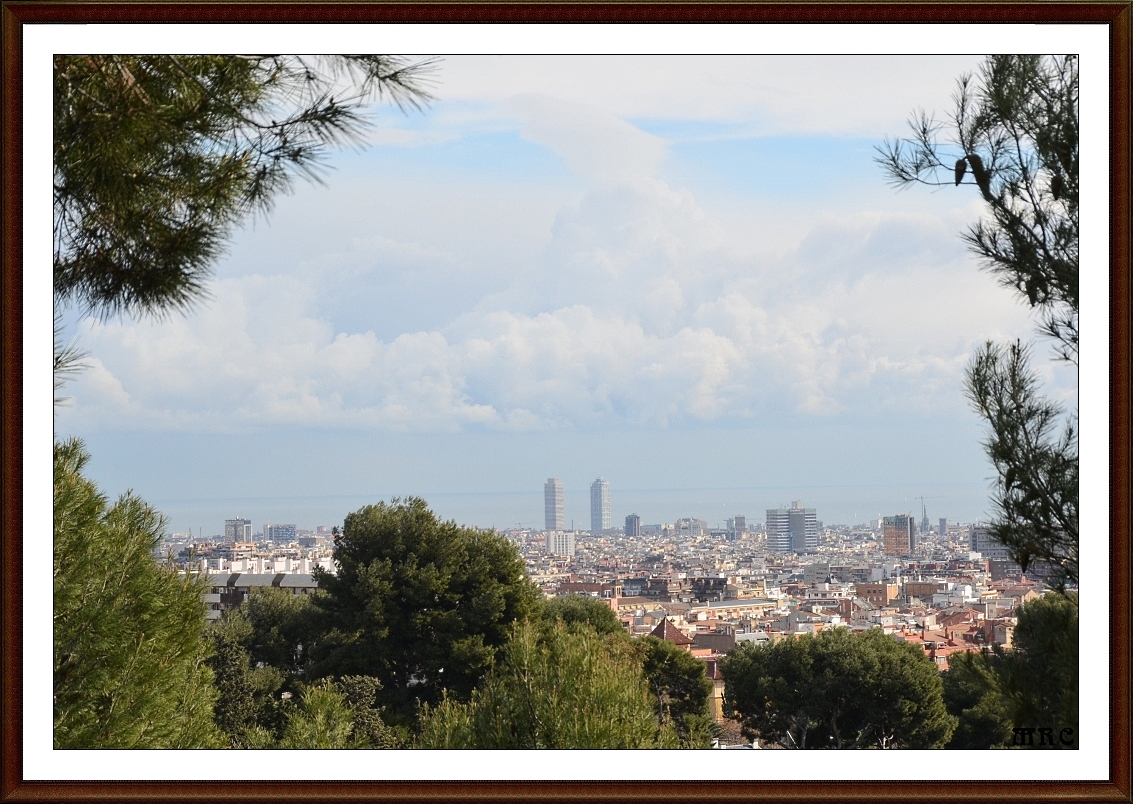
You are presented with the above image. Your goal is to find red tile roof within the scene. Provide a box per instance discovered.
[651,617,694,645]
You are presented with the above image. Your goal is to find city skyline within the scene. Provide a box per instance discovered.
[187,482,977,543]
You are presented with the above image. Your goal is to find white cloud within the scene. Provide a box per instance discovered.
[55,56,1058,438]
[506,94,667,184]
[58,178,1036,437]
[435,55,988,136]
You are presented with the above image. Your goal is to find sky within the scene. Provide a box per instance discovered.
[53,54,1080,535]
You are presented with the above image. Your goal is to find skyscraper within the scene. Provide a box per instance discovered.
[544,478,564,531]
[224,517,251,543]
[766,501,816,553]
[883,514,915,555]
[590,477,611,533]
[625,513,641,538]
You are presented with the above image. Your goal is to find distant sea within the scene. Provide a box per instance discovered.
[155,482,996,539]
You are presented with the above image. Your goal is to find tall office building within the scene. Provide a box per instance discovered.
[939,517,949,536]
[625,513,641,538]
[882,514,915,555]
[225,517,252,543]
[544,478,565,531]
[766,501,817,553]
[590,478,611,533]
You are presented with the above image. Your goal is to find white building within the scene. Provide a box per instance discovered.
[545,530,576,558]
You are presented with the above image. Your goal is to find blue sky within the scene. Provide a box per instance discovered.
[54,55,1077,534]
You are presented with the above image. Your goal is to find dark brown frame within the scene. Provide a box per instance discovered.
[2,5,1128,802]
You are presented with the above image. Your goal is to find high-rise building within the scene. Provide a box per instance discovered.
[590,478,611,533]
[766,508,791,552]
[544,478,564,531]
[766,501,816,553]
[224,517,252,543]
[939,517,949,536]
[625,513,641,538]
[733,515,747,533]
[545,530,576,557]
[882,514,915,555]
[263,523,297,542]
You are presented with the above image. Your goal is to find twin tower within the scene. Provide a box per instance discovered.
[544,477,611,533]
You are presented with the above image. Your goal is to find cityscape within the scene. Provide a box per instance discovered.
[163,473,1049,742]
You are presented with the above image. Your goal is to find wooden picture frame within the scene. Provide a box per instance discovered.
[2,4,1127,802]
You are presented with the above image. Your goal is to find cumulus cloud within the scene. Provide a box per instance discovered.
[58,174,1033,437]
[55,63,1047,437]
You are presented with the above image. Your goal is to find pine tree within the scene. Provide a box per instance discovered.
[309,498,543,716]
[54,55,434,320]
[418,621,678,749]
[53,439,225,748]
[637,636,715,747]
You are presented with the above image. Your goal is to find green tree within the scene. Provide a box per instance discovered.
[874,52,1078,584]
[952,593,1078,748]
[542,594,623,635]
[879,55,1078,592]
[966,341,1078,590]
[242,585,319,677]
[53,439,225,748]
[878,53,1079,732]
[309,498,542,716]
[244,676,399,749]
[54,55,434,320]
[636,636,715,748]
[940,665,1013,749]
[722,628,954,749]
[204,609,289,747]
[418,621,678,749]
[244,683,357,749]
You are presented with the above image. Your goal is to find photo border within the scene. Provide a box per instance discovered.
[2,3,1128,802]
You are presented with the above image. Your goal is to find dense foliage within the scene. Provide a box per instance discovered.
[53,439,225,748]
[542,593,623,635]
[308,499,543,716]
[950,593,1078,748]
[636,636,716,747]
[418,620,678,749]
[722,628,955,749]
[940,665,1013,749]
